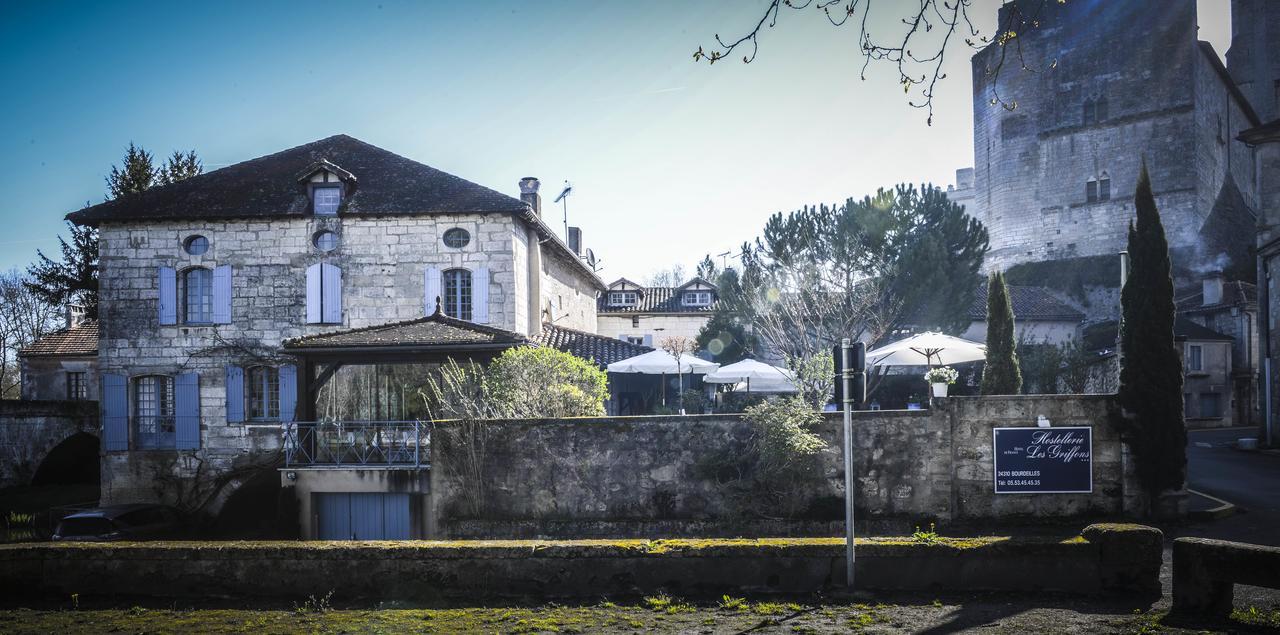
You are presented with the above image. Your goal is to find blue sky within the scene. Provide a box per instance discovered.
[0,0,1231,281]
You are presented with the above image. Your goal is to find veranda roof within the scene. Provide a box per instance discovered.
[867,332,986,367]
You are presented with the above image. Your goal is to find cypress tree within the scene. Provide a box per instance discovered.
[981,271,1022,394]
[1117,164,1186,509]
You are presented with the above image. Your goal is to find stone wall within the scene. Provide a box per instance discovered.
[428,394,1143,537]
[598,313,711,344]
[0,399,97,486]
[19,356,97,402]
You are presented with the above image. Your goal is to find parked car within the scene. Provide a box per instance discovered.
[52,504,185,541]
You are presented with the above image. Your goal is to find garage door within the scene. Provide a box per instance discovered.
[315,493,411,540]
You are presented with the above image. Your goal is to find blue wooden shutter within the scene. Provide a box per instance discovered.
[158,266,177,325]
[101,374,129,451]
[305,263,322,323]
[174,372,201,450]
[212,264,232,324]
[279,365,298,422]
[322,263,342,324]
[225,365,245,424]
[424,267,441,315]
[472,267,490,323]
[643,334,653,347]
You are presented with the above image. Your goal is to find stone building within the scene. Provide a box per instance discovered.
[68,134,605,522]
[596,277,720,345]
[959,284,1084,347]
[1175,274,1259,426]
[17,316,98,402]
[967,0,1261,274]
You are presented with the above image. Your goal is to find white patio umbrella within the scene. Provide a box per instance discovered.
[703,358,797,393]
[607,350,719,409]
[866,332,986,367]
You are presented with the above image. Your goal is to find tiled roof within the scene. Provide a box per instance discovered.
[534,323,652,368]
[1176,280,1257,312]
[968,285,1084,321]
[67,135,527,225]
[1082,317,1233,352]
[597,287,720,314]
[282,312,528,351]
[18,320,99,357]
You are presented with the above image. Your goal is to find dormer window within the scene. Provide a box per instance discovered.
[683,291,713,306]
[313,186,341,215]
[609,291,638,306]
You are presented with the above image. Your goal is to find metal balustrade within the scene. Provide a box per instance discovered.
[282,421,428,468]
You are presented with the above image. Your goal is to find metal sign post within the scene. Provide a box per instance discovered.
[841,338,855,587]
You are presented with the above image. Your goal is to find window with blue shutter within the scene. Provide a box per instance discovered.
[158,267,177,325]
[212,264,232,324]
[424,267,441,315]
[472,267,490,323]
[279,365,298,422]
[102,374,129,451]
[225,365,245,424]
[306,263,343,324]
[175,372,201,450]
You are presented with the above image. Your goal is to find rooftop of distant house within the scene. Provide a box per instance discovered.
[968,285,1085,322]
[597,277,720,314]
[18,319,99,357]
[535,323,652,368]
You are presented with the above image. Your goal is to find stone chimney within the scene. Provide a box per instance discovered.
[519,177,541,217]
[1202,272,1225,307]
[65,303,85,329]
[567,227,582,255]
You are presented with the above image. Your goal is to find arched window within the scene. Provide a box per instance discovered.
[246,366,280,421]
[443,268,472,320]
[182,267,213,324]
[134,375,175,449]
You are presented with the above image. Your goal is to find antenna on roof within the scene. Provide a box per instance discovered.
[553,181,572,240]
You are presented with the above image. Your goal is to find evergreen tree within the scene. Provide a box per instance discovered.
[25,220,99,318]
[157,149,203,185]
[1117,164,1186,508]
[980,271,1022,394]
[695,311,755,364]
[106,142,156,198]
[696,254,718,280]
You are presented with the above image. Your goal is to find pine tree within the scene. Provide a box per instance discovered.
[1117,164,1186,509]
[980,271,1022,394]
[25,220,99,318]
[157,149,203,185]
[106,142,156,198]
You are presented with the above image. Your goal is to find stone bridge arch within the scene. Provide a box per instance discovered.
[0,400,98,487]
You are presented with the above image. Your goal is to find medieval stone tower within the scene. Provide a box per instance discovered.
[968,0,1261,276]
[1227,0,1280,123]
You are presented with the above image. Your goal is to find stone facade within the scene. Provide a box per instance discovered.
[597,313,710,344]
[19,357,97,402]
[969,0,1260,273]
[1227,0,1280,123]
[0,399,97,487]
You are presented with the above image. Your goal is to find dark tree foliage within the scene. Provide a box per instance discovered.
[696,254,718,281]
[158,149,203,185]
[25,221,99,318]
[106,142,157,198]
[696,269,757,364]
[980,271,1021,395]
[1117,165,1186,506]
[694,0,1064,124]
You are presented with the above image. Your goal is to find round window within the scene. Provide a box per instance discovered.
[183,235,209,255]
[313,230,339,252]
[442,228,470,249]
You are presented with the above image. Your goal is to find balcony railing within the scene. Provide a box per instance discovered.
[282,421,428,468]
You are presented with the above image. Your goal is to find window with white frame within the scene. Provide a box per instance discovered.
[626,335,645,346]
[609,291,638,306]
[247,366,281,421]
[444,268,473,320]
[134,375,175,449]
[683,290,713,306]
[313,186,342,215]
[66,371,86,400]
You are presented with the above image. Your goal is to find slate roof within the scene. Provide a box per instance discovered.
[1176,280,1257,312]
[968,285,1084,321]
[597,286,720,314]
[1239,118,1280,144]
[534,323,653,368]
[282,311,529,352]
[67,135,528,225]
[1082,317,1233,352]
[18,320,99,357]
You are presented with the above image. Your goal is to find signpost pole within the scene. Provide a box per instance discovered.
[841,338,855,587]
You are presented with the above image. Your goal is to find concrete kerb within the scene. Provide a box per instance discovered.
[1186,489,1239,521]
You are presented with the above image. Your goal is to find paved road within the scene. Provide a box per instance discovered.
[1181,426,1280,546]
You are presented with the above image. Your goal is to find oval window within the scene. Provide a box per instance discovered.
[313,231,339,252]
[442,228,470,249]
[183,235,209,255]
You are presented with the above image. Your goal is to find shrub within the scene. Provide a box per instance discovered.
[487,347,609,418]
[745,397,827,479]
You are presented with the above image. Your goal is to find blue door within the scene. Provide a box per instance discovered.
[315,493,410,540]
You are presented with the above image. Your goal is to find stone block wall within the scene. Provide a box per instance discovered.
[428,394,1143,536]
[0,399,97,486]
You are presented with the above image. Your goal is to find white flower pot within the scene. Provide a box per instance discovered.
[932,382,949,398]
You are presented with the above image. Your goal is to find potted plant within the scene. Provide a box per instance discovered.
[906,393,924,410]
[924,366,959,398]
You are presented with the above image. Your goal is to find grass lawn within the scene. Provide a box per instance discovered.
[0,597,1276,634]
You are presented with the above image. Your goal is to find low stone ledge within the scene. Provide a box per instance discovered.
[0,528,1162,601]
[1173,537,1280,617]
